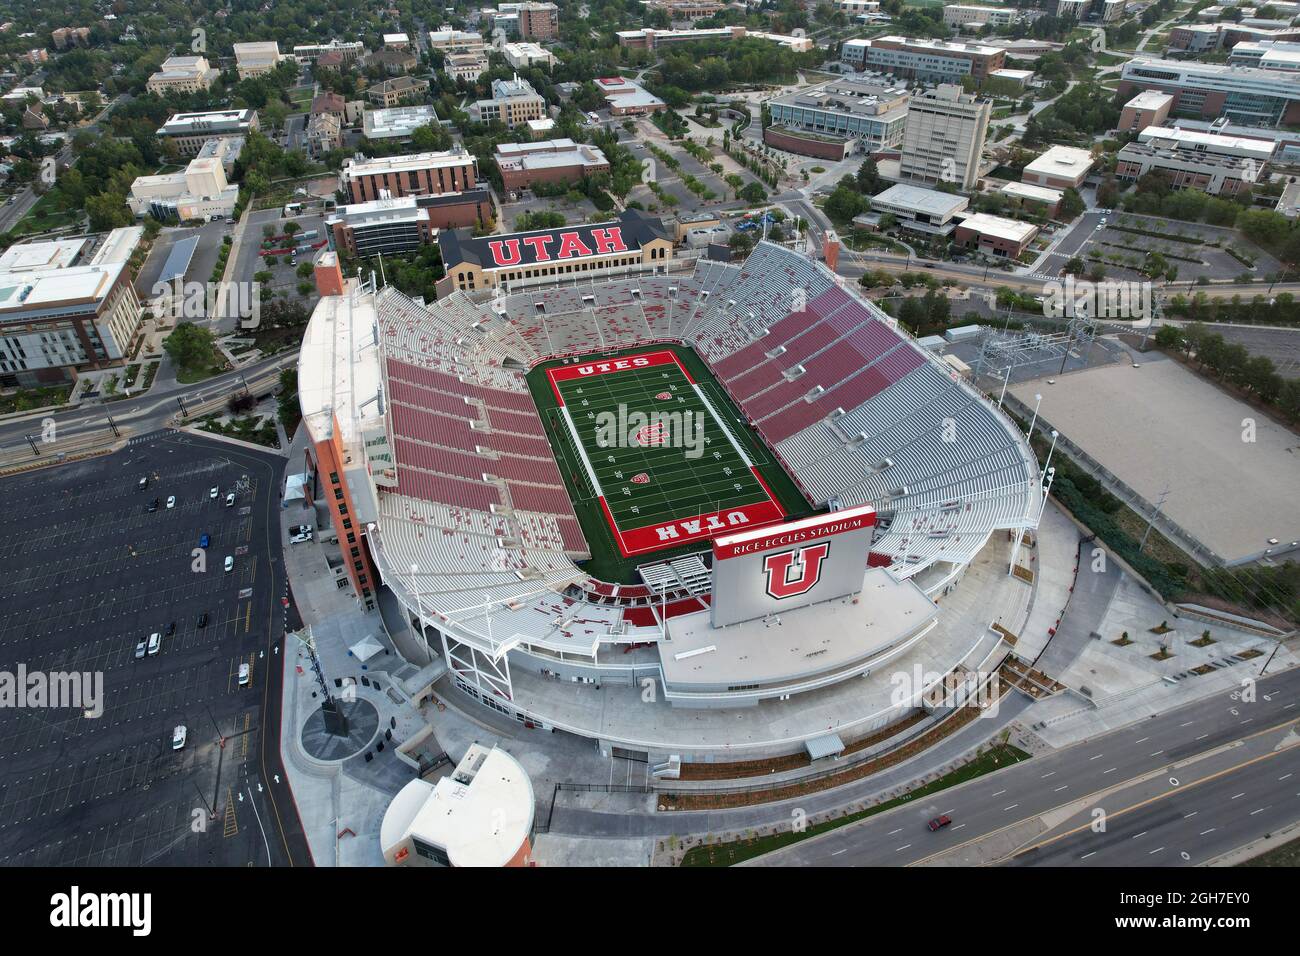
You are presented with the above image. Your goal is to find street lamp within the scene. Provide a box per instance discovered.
[997,365,1012,408]
[1027,392,1042,440]
[1043,429,1060,478]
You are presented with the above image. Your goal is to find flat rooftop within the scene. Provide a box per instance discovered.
[0,237,86,272]
[870,182,970,218]
[0,262,124,314]
[958,212,1037,242]
[1124,89,1174,110]
[873,34,1002,56]
[363,106,440,139]
[1137,125,1277,159]
[1024,145,1095,179]
[661,567,936,690]
[342,149,475,179]
[1012,360,1300,564]
[1000,181,1064,204]
[299,276,383,448]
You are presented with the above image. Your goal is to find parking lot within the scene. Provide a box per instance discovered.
[0,432,303,865]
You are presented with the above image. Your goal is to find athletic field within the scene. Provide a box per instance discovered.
[544,350,785,556]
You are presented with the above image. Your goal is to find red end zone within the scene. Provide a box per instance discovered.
[545,350,692,404]
[599,466,786,557]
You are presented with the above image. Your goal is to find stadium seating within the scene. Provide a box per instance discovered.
[367,242,1040,657]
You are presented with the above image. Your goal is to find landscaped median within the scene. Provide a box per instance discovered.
[676,743,1031,867]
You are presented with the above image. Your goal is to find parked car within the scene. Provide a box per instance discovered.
[147,632,161,656]
[196,612,208,629]
[171,725,187,750]
[225,492,236,507]
[166,496,176,509]
[238,663,250,687]
[290,531,312,544]
[138,476,149,491]
[147,498,159,513]
[199,533,210,549]
[165,621,175,636]
[224,555,234,572]
[209,486,219,499]
[927,815,952,832]
[134,640,147,660]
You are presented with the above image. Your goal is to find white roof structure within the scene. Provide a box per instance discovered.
[340,149,476,183]
[1023,145,1094,181]
[1138,125,1276,161]
[298,265,383,450]
[870,182,970,219]
[958,212,1037,243]
[0,237,87,272]
[1125,89,1174,111]
[1000,181,1064,205]
[363,105,441,139]
[380,745,534,867]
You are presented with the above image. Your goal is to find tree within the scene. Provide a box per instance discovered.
[164,322,216,372]
[738,181,767,205]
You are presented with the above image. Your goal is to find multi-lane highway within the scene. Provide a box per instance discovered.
[753,666,1300,866]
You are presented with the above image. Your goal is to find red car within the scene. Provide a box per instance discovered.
[927,815,952,832]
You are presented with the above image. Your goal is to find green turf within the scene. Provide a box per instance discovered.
[527,342,816,582]
[552,358,771,531]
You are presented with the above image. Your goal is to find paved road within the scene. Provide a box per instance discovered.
[1008,729,1300,866]
[0,349,297,456]
[753,666,1300,865]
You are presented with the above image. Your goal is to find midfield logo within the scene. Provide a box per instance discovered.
[631,472,650,484]
[654,391,672,400]
[762,542,830,600]
[632,422,667,446]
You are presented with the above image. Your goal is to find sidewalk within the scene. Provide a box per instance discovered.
[274,424,436,867]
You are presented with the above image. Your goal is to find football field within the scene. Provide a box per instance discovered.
[545,351,785,556]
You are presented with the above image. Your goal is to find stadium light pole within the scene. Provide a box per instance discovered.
[1027,393,1042,440]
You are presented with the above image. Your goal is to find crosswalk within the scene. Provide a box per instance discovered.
[126,429,169,448]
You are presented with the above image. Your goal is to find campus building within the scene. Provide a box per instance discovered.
[1115,140,1266,196]
[438,209,672,293]
[469,75,547,126]
[942,5,1020,29]
[503,41,557,69]
[381,745,534,867]
[367,76,430,108]
[596,76,667,115]
[861,183,970,238]
[156,109,259,157]
[327,188,494,255]
[764,75,910,156]
[232,41,283,79]
[445,50,489,82]
[1119,90,1174,133]
[843,36,1006,85]
[0,228,145,385]
[953,212,1038,258]
[1228,40,1300,71]
[643,0,730,19]
[486,2,560,40]
[1117,57,1300,127]
[1022,145,1094,190]
[899,84,991,191]
[496,139,610,192]
[362,105,441,141]
[128,136,242,220]
[340,149,479,203]
[146,56,219,95]
[292,40,367,64]
[616,26,814,51]
[427,28,486,54]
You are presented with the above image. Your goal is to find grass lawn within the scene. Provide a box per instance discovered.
[1238,833,1300,866]
[527,342,813,581]
[679,744,1032,867]
[174,346,228,385]
[0,384,73,415]
[5,187,83,238]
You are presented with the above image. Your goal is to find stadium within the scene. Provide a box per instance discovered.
[298,221,1044,763]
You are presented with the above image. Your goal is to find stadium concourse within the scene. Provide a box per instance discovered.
[298,240,1044,761]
